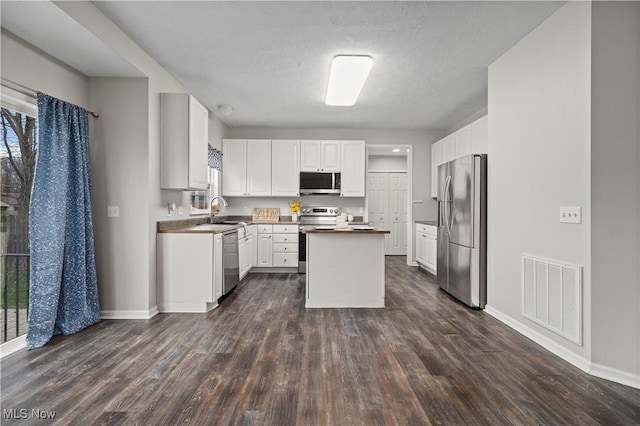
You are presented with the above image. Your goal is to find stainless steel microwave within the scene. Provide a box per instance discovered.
[299,172,341,195]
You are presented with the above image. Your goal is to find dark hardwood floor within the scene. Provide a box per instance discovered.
[1,257,639,425]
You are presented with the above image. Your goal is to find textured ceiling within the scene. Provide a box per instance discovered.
[92,1,563,129]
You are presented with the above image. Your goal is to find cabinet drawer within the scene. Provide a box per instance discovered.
[273,233,298,244]
[425,225,437,238]
[257,224,273,234]
[273,253,298,267]
[416,223,428,234]
[273,224,298,234]
[273,243,298,254]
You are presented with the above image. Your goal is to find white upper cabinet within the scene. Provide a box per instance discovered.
[431,140,444,199]
[160,93,209,190]
[222,139,247,196]
[471,115,488,154]
[455,126,472,158]
[431,115,487,198]
[301,140,341,172]
[442,134,457,164]
[246,139,271,196]
[340,140,366,197]
[271,140,300,196]
[222,139,271,196]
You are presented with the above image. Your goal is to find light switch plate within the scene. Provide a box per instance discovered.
[560,206,581,224]
[178,206,184,215]
[107,206,119,218]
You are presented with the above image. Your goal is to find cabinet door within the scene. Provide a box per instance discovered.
[246,139,271,196]
[340,140,365,197]
[300,140,322,171]
[425,234,437,274]
[320,140,341,171]
[431,141,444,199]
[272,140,300,196]
[238,238,247,280]
[415,231,426,265]
[249,226,257,267]
[442,134,457,164]
[188,96,209,190]
[455,126,472,159]
[471,115,488,154]
[214,234,223,299]
[222,139,247,196]
[257,234,273,267]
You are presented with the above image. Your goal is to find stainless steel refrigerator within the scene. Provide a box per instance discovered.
[437,154,487,308]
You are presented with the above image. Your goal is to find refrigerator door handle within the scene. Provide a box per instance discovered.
[443,175,452,238]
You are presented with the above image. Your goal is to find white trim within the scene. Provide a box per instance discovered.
[590,362,640,390]
[408,260,419,267]
[484,305,591,373]
[364,143,413,266]
[157,302,217,314]
[0,83,38,117]
[0,335,26,358]
[100,306,159,320]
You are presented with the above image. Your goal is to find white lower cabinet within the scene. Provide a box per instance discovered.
[239,228,252,280]
[416,223,437,275]
[257,224,273,267]
[272,224,298,267]
[157,232,222,312]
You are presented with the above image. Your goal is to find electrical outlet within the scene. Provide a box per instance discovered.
[346,207,351,213]
[107,206,119,218]
[559,206,581,224]
[178,206,184,215]
[359,207,364,214]
[244,206,249,213]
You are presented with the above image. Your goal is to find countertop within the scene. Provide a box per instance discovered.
[415,220,438,227]
[306,226,390,234]
[158,215,367,234]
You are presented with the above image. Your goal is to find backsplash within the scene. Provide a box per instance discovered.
[219,196,365,217]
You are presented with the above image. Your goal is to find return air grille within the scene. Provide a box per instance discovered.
[521,254,582,345]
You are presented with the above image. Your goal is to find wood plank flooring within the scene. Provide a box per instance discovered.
[1,257,639,425]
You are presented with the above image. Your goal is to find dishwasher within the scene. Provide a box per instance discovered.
[222,229,239,295]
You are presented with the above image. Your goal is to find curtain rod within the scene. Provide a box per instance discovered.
[1,78,99,118]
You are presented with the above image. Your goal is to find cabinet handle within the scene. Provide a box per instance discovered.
[284,247,287,251]
[283,259,287,263]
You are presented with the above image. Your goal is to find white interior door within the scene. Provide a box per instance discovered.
[387,172,407,255]
[367,172,407,255]
[367,173,388,230]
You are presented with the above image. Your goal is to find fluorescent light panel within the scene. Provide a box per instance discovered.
[325,55,373,106]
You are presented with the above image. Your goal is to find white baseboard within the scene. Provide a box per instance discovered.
[0,335,26,358]
[100,306,159,320]
[590,362,640,390]
[407,260,419,267]
[484,305,591,373]
[484,305,640,389]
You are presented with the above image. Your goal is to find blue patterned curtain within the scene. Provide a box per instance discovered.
[27,93,100,349]
[208,145,222,171]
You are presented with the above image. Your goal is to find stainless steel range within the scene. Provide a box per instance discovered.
[298,206,339,273]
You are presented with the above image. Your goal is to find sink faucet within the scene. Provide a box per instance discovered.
[210,196,229,218]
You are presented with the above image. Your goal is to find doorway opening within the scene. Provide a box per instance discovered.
[365,144,413,264]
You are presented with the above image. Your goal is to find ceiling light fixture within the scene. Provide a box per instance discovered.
[216,104,233,117]
[325,55,373,106]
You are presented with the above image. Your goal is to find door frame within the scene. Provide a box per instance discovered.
[365,144,413,266]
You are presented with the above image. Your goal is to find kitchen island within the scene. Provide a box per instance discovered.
[305,227,390,308]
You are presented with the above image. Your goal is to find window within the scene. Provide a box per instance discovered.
[189,167,219,215]
[1,84,38,342]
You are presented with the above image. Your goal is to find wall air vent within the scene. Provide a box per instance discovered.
[521,254,582,345]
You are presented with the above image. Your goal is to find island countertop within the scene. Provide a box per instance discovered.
[305,227,390,234]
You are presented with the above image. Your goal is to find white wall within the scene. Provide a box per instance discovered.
[1,30,89,109]
[55,1,228,314]
[368,155,408,173]
[89,78,150,313]
[487,1,592,362]
[223,127,443,222]
[590,1,640,382]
